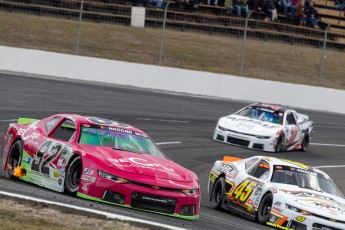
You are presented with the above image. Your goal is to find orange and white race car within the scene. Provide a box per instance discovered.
[208,156,345,230]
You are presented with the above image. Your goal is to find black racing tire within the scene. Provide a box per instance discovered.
[7,140,23,179]
[64,156,82,195]
[302,134,309,152]
[211,177,225,210]
[257,193,273,224]
[275,134,284,153]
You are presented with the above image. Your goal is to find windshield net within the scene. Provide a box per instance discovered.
[272,165,343,198]
[79,124,166,159]
[236,106,283,125]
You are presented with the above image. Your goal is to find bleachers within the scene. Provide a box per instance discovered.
[1,0,345,50]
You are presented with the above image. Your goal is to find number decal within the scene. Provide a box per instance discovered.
[289,128,298,142]
[31,140,62,175]
[231,179,258,204]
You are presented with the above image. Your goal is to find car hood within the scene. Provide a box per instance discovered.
[80,145,195,183]
[219,115,281,134]
[274,184,345,217]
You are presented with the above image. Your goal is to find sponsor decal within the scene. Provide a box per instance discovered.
[109,157,175,174]
[210,173,216,183]
[295,216,306,222]
[22,156,32,164]
[81,175,96,183]
[86,117,132,128]
[84,168,94,175]
[274,201,283,207]
[58,179,62,185]
[152,186,160,190]
[218,163,238,178]
[82,182,89,191]
[272,207,282,212]
[53,172,59,178]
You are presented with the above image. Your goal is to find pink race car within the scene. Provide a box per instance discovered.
[1,114,200,219]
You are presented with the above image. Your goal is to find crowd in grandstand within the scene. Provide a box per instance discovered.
[142,0,325,28]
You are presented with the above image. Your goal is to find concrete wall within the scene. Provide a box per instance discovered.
[1,45,344,114]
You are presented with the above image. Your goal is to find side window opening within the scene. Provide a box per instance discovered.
[51,119,76,142]
[248,160,270,179]
[45,117,61,132]
[245,158,259,170]
[286,113,297,125]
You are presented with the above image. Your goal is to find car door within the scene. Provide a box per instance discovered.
[284,111,300,145]
[226,159,269,214]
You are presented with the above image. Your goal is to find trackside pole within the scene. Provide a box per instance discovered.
[319,24,330,84]
[75,0,84,55]
[240,12,251,76]
[158,1,170,66]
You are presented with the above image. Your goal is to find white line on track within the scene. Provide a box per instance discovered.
[137,118,189,124]
[310,143,345,147]
[156,142,182,145]
[0,119,18,122]
[0,191,187,230]
[314,165,345,169]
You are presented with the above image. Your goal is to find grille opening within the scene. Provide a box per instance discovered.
[216,134,224,141]
[179,205,195,216]
[227,136,250,147]
[131,192,177,214]
[102,190,125,205]
[253,143,264,150]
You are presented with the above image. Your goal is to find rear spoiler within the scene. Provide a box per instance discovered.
[223,156,243,162]
[18,118,39,125]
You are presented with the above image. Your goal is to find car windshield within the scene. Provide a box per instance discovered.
[236,106,283,125]
[79,124,166,159]
[271,165,344,198]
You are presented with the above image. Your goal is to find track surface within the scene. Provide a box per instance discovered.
[0,74,344,230]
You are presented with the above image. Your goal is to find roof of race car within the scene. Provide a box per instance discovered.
[249,103,289,113]
[224,155,323,174]
[253,156,324,174]
[54,114,145,134]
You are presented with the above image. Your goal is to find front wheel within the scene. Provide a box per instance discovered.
[275,134,284,153]
[7,140,23,179]
[301,134,309,152]
[211,177,225,210]
[257,193,273,224]
[64,156,82,195]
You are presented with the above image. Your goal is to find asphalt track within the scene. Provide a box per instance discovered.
[0,74,344,230]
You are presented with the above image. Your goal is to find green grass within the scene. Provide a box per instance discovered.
[0,11,344,89]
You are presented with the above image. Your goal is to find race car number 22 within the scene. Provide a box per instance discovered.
[232,179,258,204]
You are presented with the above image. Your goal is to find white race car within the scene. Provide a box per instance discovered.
[208,156,345,230]
[213,103,313,152]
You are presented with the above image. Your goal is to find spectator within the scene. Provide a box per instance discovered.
[278,0,295,15]
[257,0,277,21]
[150,0,164,8]
[305,0,319,28]
[177,0,198,11]
[224,0,234,14]
[233,0,249,17]
[294,0,306,25]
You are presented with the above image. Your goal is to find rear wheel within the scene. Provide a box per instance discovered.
[275,134,284,153]
[257,193,273,224]
[64,156,82,195]
[7,140,23,179]
[301,134,309,152]
[211,177,225,210]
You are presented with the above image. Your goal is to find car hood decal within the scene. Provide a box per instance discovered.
[275,184,345,216]
[81,146,193,182]
[221,115,281,134]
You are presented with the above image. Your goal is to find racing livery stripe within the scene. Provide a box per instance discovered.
[77,193,200,220]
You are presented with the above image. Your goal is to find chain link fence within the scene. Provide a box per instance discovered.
[0,0,344,89]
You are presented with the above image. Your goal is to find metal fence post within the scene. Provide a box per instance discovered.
[240,12,251,76]
[158,1,170,66]
[319,24,330,84]
[75,0,84,55]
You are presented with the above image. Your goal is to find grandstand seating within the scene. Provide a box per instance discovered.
[1,0,345,49]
